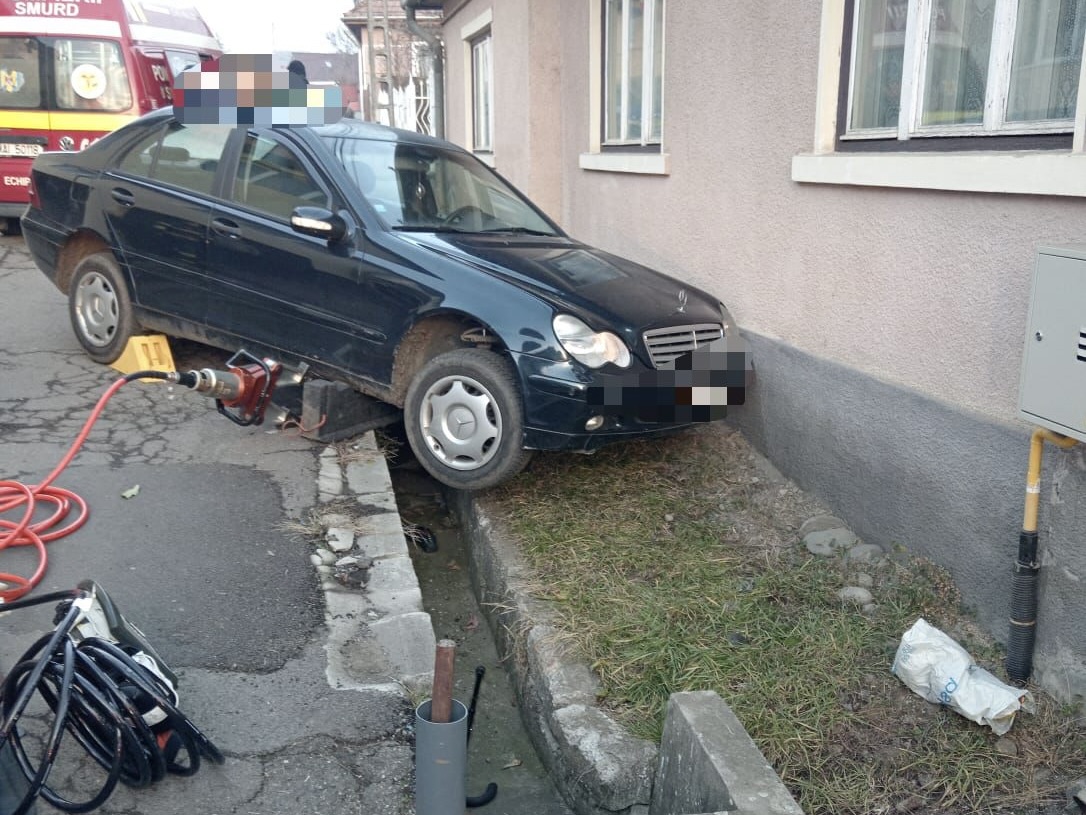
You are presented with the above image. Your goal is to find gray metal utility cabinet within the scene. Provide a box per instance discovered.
[1019,245,1086,441]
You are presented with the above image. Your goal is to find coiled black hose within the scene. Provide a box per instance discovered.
[0,590,223,815]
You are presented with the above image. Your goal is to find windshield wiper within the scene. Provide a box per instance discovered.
[392,225,472,233]
[479,226,555,236]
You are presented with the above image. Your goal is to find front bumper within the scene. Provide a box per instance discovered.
[511,339,752,452]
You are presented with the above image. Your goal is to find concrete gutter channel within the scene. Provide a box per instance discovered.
[321,431,804,815]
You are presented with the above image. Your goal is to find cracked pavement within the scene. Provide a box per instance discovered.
[0,235,415,815]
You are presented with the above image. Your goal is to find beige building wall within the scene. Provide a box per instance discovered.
[441,0,562,219]
[440,0,1086,701]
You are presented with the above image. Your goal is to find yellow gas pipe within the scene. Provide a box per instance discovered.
[1007,427,1079,684]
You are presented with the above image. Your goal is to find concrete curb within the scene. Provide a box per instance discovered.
[452,490,806,815]
[316,436,436,697]
[452,491,657,815]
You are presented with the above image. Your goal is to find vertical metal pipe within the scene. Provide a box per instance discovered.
[1007,427,1078,684]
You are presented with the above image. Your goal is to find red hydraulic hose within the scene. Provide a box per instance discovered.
[0,377,131,603]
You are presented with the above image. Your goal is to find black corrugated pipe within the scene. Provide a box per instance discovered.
[1007,427,1078,684]
[402,0,445,139]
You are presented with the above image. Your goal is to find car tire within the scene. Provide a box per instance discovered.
[404,349,533,490]
[2,217,21,236]
[68,253,136,364]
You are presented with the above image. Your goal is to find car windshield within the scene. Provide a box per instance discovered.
[320,134,558,235]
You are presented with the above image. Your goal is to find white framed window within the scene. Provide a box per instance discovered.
[580,0,669,174]
[461,9,494,160]
[603,0,664,147]
[792,0,1086,197]
[471,31,494,153]
[846,0,1086,141]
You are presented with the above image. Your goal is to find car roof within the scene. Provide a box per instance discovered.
[146,106,459,150]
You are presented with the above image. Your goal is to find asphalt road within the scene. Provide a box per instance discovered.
[0,234,414,815]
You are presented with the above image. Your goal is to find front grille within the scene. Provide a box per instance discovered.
[642,323,724,369]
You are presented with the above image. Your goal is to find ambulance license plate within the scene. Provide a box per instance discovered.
[0,143,44,158]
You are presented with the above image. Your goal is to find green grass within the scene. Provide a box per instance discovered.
[485,425,1086,815]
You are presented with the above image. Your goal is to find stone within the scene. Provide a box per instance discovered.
[804,527,859,557]
[798,515,850,538]
[837,586,873,605]
[854,572,875,588]
[326,527,355,553]
[845,543,885,564]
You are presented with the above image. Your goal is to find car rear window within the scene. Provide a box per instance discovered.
[117,122,230,195]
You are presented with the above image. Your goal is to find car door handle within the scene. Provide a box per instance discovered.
[110,187,135,207]
[211,218,241,239]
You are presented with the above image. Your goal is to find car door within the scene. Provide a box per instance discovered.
[205,130,383,378]
[101,121,231,329]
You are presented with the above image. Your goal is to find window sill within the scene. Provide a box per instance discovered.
[473,152,496,168]
[791,151,1086,197]
[579,151,670,175]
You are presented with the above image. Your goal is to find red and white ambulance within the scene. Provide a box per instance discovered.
[0,0,222,232]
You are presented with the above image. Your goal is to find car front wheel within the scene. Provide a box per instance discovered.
[404,349,533,490]
[68,253,136,364]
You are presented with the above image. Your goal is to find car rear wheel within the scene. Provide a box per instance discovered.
[404,349,533,490]
[68,253,136,364]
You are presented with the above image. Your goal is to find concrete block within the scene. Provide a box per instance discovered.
[357,529,410,560]
[365,584,425,617]
[370,611,437,682]
[346,456,392,496]
[364,511,407,538]
[300,379,399,443]
[366,555,418,594]
[552,704,657,812]
[650,691,804,815]
[355,489,400,514]
[526,625,601,710]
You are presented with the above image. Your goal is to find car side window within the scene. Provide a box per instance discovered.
[231,134,329,221]
[116,123,231,196]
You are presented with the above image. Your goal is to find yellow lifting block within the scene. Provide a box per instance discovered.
[109,334,176,379]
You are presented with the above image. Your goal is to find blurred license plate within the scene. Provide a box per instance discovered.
[0,143,43,158]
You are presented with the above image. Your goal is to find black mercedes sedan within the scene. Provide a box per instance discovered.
[21,108,749,489]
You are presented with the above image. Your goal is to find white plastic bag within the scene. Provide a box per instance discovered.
[891,618,1034,735]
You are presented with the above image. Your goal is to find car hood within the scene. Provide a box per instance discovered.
[399,232,723,332]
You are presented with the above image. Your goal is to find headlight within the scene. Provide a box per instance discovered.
[719,303,735,335]
[553,314,631,368]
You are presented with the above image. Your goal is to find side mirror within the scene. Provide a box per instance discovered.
[290,206,350,244]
